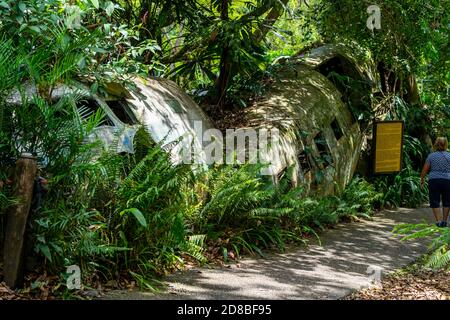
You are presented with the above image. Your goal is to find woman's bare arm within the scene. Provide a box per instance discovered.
[420,162,431,188]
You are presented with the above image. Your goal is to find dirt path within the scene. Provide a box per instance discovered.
[105,207,436,300]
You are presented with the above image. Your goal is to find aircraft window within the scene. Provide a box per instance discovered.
[317,55,370,124]
[76,99,114,126]
[106,100,136,125]
[298,150,312,174]
[277,167,287,182]
[331,118,344,141]
[314,132,333,167]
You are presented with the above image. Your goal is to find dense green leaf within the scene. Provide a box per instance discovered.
[120,208,147,228]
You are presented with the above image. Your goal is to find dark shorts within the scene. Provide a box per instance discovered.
[428,178,450,208]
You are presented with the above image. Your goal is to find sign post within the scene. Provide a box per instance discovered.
[373,121,404,174]
[4,153,37,289]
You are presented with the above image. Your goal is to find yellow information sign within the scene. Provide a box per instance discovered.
[374,121,404,174]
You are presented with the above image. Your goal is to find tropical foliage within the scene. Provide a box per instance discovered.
[394,223,450,271]
[0,0,448,294]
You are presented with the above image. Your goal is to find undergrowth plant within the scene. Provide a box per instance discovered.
[107,145,206,287]
[393,223,450,271]
[190,165,382,260]
[0,0,446,298]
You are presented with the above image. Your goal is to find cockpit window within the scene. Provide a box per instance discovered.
[106,100,137,125]
[76,99,114,126]
[277,167,287,182]
[298,149,312,174]
[314,132,333,168]
[317,55,371,124]
[330,118,344,141]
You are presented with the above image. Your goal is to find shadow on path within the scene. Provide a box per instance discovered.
[105,207,435,300]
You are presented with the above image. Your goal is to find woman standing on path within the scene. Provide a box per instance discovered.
[421,137,450,227]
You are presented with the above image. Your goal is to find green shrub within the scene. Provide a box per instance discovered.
[373,166,428,208]
[191,165,382,258]
[24,105,125,281]
[32,203,121,279]
[338,177,383,218]
[196,163,273,227]
[110,145,206,282]
[393,223,450,271]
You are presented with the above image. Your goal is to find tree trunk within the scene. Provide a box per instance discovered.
[214,0,231,107]
[253,0,289,43]
[3,153,37,289]
[404,74,420,105]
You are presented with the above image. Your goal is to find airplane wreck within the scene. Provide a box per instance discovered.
[222,44,380,195]
[6,44,379,196]
[6,76,214,166]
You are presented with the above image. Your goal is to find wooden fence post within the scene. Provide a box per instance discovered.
[3,153,37,289]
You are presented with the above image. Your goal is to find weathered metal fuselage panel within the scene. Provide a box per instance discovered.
[243,50,371,195]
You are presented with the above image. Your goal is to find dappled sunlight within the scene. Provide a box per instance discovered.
[0,0,446,303]
[101,207,435,300]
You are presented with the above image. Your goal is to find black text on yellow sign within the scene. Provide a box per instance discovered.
[373,121,404,174]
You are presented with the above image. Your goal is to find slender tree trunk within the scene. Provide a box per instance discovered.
[167,22,185,72]
[405,74,420,105]
[214,0,231,108]
[216,47,232,107]
[4,154,37,289]
[253,0,289,43]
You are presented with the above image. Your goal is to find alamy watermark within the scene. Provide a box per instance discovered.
[175,121,281,175]
[366,265,383,288]
[367,5,381,30]
[66,265,81,290]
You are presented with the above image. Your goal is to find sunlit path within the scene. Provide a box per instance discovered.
[105,207,434,300]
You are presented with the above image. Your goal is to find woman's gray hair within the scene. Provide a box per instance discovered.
[434,137,448,151]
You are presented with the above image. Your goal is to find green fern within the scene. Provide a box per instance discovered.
[393,223,449,270]
[426,246,450,270]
